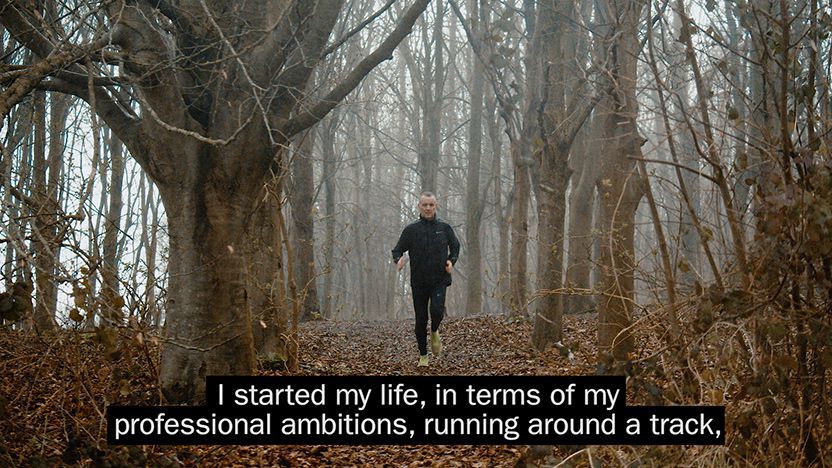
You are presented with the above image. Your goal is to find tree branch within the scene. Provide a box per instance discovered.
[279,0,431,139]
[0,3,144,159]
[142,0,195,36]
[0,36,111,125]
[268,0,345,108]
[320,0,397,59]
[36,78,145,167]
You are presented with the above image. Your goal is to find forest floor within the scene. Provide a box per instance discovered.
[1,313,721,466]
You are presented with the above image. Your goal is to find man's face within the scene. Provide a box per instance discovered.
[419,195,437,219]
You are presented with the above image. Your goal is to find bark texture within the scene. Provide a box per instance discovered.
[531,0,598,349]
[594,0,645,364]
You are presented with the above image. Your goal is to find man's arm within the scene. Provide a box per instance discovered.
[447,223,460,265]
[392,225,410,263]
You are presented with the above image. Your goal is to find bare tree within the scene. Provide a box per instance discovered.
[101,129,125,322]
[530,0,600,350]
[288,130,321,320]
[464,0,485,316]
[593,0,645,364]
[450,0,538,317]
[30,91,56,331]
[401,0,448,193]
[1,0,431,402]
[318,113,340,318]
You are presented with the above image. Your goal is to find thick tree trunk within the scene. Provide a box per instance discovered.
[158,171,258,403]
[531,0,568,347]
[531,145,569,347]
[248,177,290,362]
[594,106,643,363]
[530,0,596,347]
[596,173,641,362]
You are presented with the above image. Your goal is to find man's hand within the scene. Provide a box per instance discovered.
[445,260,453,273]
[397,257,406,271]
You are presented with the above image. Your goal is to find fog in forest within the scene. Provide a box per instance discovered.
[1,0,831,464]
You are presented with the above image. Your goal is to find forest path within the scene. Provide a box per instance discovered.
[214,314,599,466]
[295,314,595,377]
[1,314,598,466]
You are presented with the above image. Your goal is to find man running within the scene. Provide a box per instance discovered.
[392,191,460,367]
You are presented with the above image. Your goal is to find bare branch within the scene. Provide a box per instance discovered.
[0,36,110,125]
[320,0,397,59]
[280,0,431,139]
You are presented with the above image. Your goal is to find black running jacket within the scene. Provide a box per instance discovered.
[392,216,460,287]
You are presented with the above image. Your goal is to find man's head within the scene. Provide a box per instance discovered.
[418,191,437,220]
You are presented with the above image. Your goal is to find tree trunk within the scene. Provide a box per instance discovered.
[726,0,751,217]
[594,0,645,365]
[464,0,484,317]
[289,131,321,320]
[360,102,384,318]
[45,94,69,309]
[531,0,597,348]
[486,90,510,314]
[2,71,36,292]
[668,11,700,288]
[531,0,569,348]
[101,129,125,321]
[320,116,337,319]
[31,91,57,331]
[596,154,642,363]
[159,171,258,402]
[507,0,546,319]
[403,0,445,193]
[83,94,104,331]
[138,174,161,326]
[565,121,598,314]
[348,117,368,318]
[563,0,598,317]
[531,142,569,347]
[509,143,531,317]
[248,174,290,362]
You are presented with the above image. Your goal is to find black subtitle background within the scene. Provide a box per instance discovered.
[108,375,724,445]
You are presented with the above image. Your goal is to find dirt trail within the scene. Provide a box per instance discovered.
[237,314,597,466]
[1,314,599,466]
[296,314,595,377]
